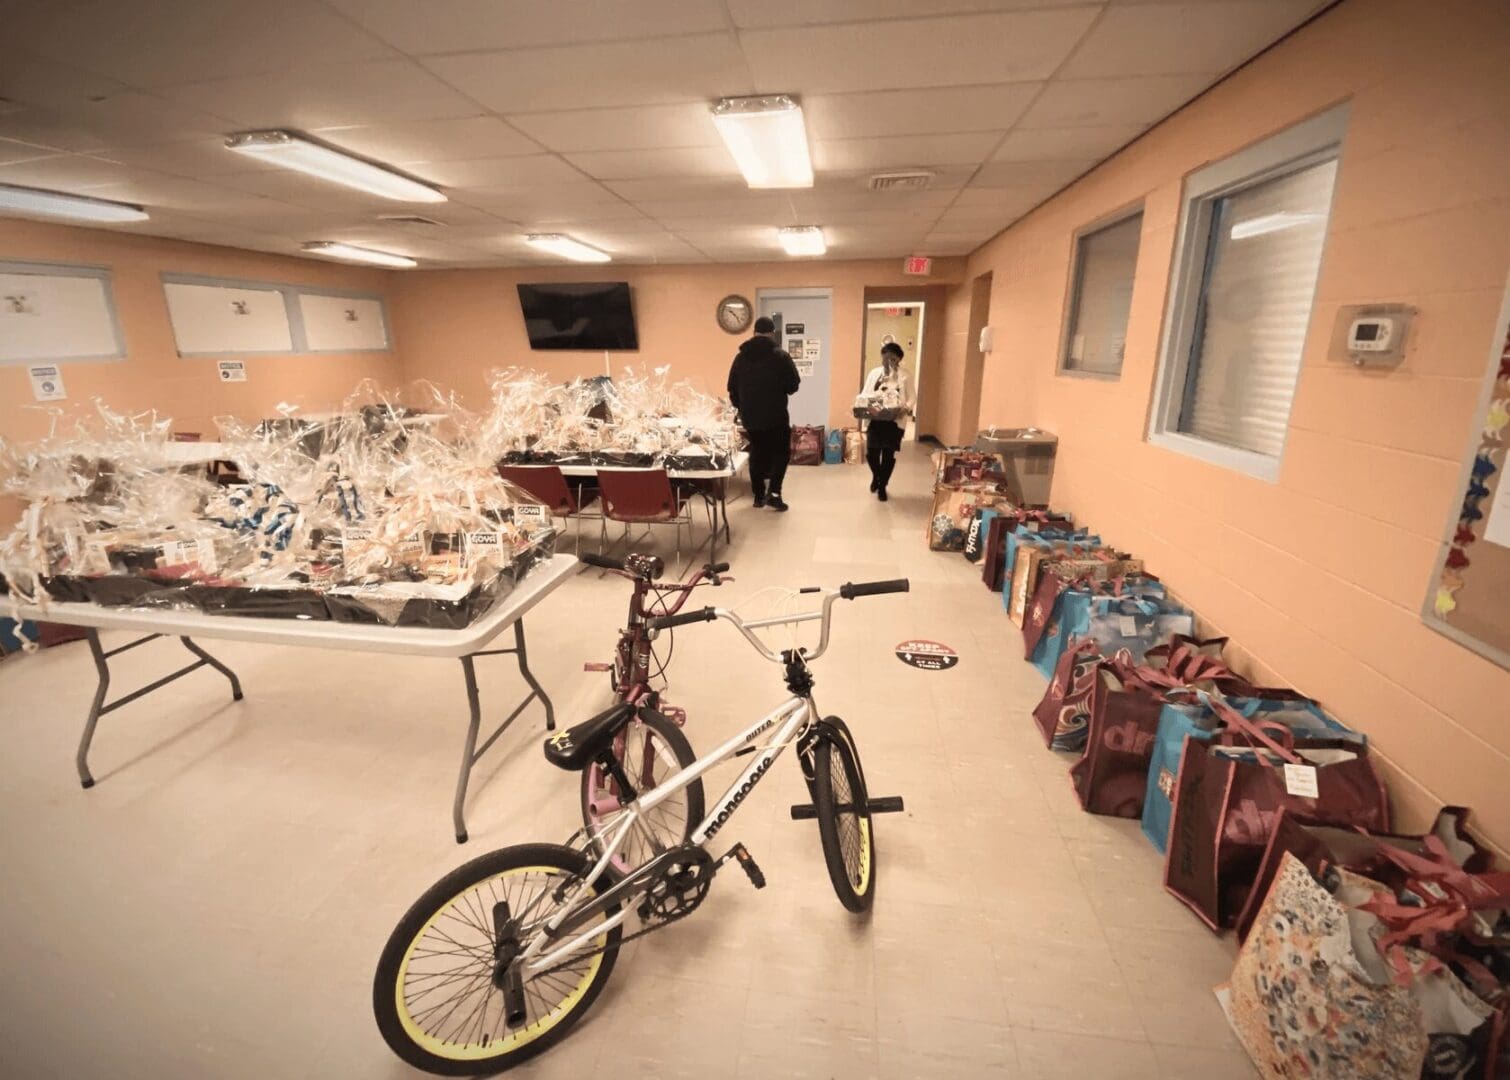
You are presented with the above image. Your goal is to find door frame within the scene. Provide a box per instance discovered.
[863,299,927,441]
[756,286,833,429]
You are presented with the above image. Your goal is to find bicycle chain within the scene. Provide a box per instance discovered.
[529,877,704,981]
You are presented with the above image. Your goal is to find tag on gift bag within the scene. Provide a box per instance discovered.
[1283,763,1319,798]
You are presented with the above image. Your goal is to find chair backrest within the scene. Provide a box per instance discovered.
[596,469,676,521]
[499,464,576,514]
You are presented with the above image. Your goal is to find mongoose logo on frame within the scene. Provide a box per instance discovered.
[895,640,959,671]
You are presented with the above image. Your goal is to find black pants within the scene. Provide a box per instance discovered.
[866,420,902,491]
[746,424,790,498]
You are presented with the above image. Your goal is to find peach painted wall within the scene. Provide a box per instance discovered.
[0,218,398,526]
[386,259,964,432]
[958,0,1510,848]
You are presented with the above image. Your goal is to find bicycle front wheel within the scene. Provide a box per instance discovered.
[813,727,876,913]
[581,709,704,873]
[373,843,620,1075]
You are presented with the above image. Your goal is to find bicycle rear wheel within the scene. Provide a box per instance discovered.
[580,709,704,873]
[812,726,876,913]
[373,843,620,1075]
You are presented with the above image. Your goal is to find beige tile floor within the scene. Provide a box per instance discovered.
[0,446,1257,1079]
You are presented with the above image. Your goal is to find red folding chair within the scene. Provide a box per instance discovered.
[498,464,602,555]
[596,468,697,570]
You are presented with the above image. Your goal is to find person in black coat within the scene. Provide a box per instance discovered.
[727,316,800,511]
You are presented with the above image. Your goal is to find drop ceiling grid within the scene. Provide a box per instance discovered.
[0,0,1330,266]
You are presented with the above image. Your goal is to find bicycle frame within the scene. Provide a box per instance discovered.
[522,692,814,975]
[606,562,719,702]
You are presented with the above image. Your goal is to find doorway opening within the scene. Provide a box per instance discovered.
[861,301,927,443]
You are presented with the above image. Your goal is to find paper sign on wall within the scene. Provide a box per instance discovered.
[28,364,66,401]
[804,338,821,361]
[785,322,806,334]
[217,360,247,382]
[795,360,814,376]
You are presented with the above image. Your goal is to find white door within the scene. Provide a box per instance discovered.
[757,287,832,428]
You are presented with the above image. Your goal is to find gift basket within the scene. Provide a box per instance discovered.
[852,385,908,422]
[0,387,558,630]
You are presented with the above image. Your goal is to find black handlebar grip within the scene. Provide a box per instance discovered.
[579,552,626,571]
[704,561,731,574]
[647,606,719,631]
[839,578,911,600]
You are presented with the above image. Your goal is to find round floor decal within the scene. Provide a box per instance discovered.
[895,640,959,670]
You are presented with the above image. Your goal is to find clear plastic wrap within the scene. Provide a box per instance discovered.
[1,386,558,628]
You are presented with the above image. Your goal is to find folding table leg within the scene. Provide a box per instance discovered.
[76,630,244,789]
[451,618,557,844]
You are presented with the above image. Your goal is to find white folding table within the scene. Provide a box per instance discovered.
[12,553,578,843]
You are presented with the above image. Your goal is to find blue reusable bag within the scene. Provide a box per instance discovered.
[1029,579,1167,679]
[1229,695,1365,746]
[1001,528,1099,611]
[824,429,844,464]
[1141,700,1217,852]
[1085,596,1195,666]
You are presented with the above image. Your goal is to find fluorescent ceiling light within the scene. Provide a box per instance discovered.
[525,234,612,263]
[225,130,445,203]
[712,95,814,189]
[302,241,417,268]
[1229,211,1327,240]
[778,226,826,257]
[0,183,148,223]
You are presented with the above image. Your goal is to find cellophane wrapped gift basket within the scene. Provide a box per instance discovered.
[489,366,735,472]
[0,383,559,629]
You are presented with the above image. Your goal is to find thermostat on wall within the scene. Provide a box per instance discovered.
[1335,303,1413,367]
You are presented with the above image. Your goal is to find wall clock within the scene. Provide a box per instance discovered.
[716,294,753,334]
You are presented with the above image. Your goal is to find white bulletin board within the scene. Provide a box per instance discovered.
[0,262,126,363]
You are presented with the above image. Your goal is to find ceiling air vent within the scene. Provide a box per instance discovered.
[868,171,934,192]
[378,214,443,226]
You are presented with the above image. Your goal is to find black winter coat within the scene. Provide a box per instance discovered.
[726,335,800,431]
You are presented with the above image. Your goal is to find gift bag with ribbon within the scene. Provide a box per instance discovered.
[1233,805,1493,944]
[1164,698,1388,931]
[1067,644,1241,817]
[1004,531,1106,624]
[1024,561,1150,672]
[843,428,864,464]
[1000,526,1095,610]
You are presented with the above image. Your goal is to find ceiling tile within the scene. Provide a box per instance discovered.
[214,168,438,212]
[0,137,65,166]
[812,132,1004,171]
[328,0,730,54]
[950,186,1044,210]
[420,34,754,113]
[738,9,1099,94]
[1017,74,1213,128]
[1059,1,1322,79]
[631,194,792,222]
[728,0,1092,29]
[604,176,750,202]
[403,154,584,189]
[0,52,126,112]
[991,123,1147,162]
[0,92,230,153]
[70,175,299,214]
[448,182,631,218]
[95,138,288,177]
[564,147,739,182]
[969,159,1094,190]
[507,103,723,153]
[10,0,393,88]
[803,84,1040,140]
[311,117,542,164]
[0,154,142,191]
[154,60,480,128]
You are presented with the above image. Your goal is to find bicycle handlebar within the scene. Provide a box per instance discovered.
[646,578,911,665]
[840,579,910,599]
[579,552,626,572]
[645,606,719,631]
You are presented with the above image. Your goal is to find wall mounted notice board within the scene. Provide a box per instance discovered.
[0,262,126,363]
[1423,272,1510,670]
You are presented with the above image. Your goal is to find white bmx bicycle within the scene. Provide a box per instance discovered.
[372,577,909,1075]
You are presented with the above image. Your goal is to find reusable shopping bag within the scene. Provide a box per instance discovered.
[981,515,1013,592]
[963,508,998,563]
[1082,594,1194,665]
[1026,572,1161,678]
[824,428,844,464]
[1163,700,1388,931]
[843,428,864,464]
[790,425,825,466]
[1141,700,1219,852]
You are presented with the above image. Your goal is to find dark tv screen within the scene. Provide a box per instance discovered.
[516,282,638,351]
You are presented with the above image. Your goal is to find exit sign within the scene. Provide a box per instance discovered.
[903,255,932,276]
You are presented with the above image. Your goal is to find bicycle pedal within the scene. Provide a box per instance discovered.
[720,843,766,889]
[789,803,817,820]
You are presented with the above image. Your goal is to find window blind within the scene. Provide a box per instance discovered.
[1064,212,1142,376]
[1177,158,1337,456]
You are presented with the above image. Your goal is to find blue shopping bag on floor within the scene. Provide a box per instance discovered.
[1141,700,1217,852]
[1029,579,1167,680]
[1084,596,1194,666]
[824,429,844,464]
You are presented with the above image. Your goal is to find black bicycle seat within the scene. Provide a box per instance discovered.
[543,701,636,771]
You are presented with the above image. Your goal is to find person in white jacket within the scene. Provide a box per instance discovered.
[860,341,914,501]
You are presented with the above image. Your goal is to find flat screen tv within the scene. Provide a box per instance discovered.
[516,281,638,351]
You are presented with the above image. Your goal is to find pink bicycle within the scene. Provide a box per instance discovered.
[576,551,725,870]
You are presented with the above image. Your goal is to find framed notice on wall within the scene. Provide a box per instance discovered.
[1423,272,1510,670]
